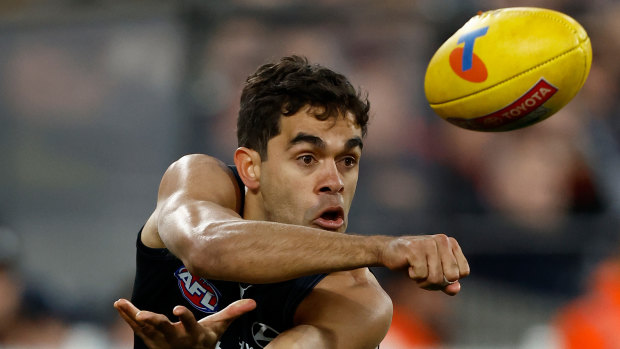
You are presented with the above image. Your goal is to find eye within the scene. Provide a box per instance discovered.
[342,156,358,168]
[297,155,316,166]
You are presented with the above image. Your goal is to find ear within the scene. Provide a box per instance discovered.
[234,147,261,190]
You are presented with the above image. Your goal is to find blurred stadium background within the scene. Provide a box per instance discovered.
[1,0,619,347]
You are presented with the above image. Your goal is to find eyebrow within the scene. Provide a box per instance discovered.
[288,132,363,151]
[289,133,325,149]
[345,136,364,151]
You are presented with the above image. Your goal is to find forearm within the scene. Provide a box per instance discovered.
[157,194,470,290]
[161,209,387,283]
[204,220,387,282]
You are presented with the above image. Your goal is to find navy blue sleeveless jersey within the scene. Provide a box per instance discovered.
[130,166,328,349]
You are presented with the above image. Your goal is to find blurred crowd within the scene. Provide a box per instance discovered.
[2,0,620,347]
[0,227,132,347]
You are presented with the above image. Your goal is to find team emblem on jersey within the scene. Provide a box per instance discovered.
[251,322,279,348]
[174,266,221,313]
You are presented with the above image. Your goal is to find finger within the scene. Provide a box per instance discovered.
[450,238,471,278]
[136,310,179,340]
[135,310,160,323]
[407,248,428,282]
[436,235,460,282]
[173,305,201,337]
[227,299,257,317]
[207,299,257,323]
[137,322,164,341]
[425,239,443,285]
[442,280,461,296]
[114,300,142,332]
[114,302,167,344]
[114,298,141,319]
[200,299,257,335]
[114,299,155,333]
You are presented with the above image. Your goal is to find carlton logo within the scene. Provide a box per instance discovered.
[174,266,221,313]
[450,26,489,82]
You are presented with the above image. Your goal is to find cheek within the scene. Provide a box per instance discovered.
[261,171,311,224]
[266,191,309,225]
[344,173,359,206]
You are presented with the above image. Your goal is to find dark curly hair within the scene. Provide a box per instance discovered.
[237,56,370,159]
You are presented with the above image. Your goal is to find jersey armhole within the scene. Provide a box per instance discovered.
[284,273,329,324]
[136,227,177,260]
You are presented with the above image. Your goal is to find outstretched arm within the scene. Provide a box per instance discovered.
[147,154,469,292]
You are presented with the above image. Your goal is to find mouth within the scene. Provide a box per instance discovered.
[312,206,345,231]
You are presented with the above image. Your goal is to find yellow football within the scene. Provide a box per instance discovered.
[424,7,592,131]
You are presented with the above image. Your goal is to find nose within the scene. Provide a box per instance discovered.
[318,160,344,194]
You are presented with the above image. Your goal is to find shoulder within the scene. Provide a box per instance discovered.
[159,154,240,206]
[142,154,242,247]
[292,268,393,349]
[163,154,230,184]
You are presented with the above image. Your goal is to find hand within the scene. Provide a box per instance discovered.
[380,234,470,296]
[114,298,256,349]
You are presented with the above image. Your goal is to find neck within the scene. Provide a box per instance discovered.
[243,191,266,221]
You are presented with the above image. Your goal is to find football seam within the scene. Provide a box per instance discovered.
[576,37,591,90]
[429,43,585,107]
[499,9,582,38]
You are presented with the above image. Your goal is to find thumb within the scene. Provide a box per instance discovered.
[197,299,256,339]
[208,299,257,324]
[199,299,257,336]
[442,281,461,296]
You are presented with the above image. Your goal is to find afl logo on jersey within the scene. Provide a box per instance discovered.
[174,266,221,313]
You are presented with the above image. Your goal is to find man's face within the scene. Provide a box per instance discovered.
[258,106,363,233]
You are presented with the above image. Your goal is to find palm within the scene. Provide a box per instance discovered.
[138,319,214,349]
[114,298,256,349]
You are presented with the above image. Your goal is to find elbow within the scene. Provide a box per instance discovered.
[183,249,221,280]
[180,232,227,279]
[162,216,243,281]
[182,257,210,280]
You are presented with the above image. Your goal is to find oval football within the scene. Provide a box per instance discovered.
[424,7,592,131]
